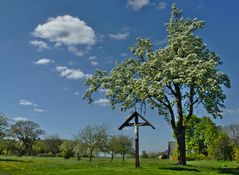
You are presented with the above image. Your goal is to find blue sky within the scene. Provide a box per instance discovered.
[0,0,239,152]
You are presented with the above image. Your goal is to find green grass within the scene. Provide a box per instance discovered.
[0,156,239,175]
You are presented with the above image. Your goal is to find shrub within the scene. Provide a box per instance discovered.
[212,132,234,160]
[186,153,207,160]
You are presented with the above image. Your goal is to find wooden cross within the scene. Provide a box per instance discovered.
[118,111,155,168]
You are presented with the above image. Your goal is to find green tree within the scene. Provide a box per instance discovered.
[102,135,131,162]
[76,124,109,161]
[212,132,234,160]
[0,114,8,140]
[60,140,74,159]
[10,120,45,155]
[185,115,219,159]
[117,135,133,162]
[45,135,62,157]
[141,150,148,158]
[32,140,48,156]
[83,4,230,165]
[73,138,88,160]
[103,135,119,162]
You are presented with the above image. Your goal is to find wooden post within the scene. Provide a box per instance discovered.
[118,111,155,168]
[135,114,140,168]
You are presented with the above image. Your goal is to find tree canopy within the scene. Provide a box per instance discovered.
[83,3,230,165]
[185,115,220,158]
[10,120,45,155]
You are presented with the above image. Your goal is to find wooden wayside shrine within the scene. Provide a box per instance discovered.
[119,111,155,168]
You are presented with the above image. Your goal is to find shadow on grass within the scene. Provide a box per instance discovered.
[217,168,239,175]
[160,167,200,172]
[0,158,32,163]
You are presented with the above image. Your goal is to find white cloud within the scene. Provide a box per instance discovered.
[74,92,80,96]
[33,108,47,113]
[13,117,28,121]
[89,56,96,60]
[94,98,110,106]
[156,2,167,10]
[34,58,53,65]
[30,40,49,50]
[90,60,98,66]
[56,66,91,80]
[89,56,98,66]
[33,15,96,48]
[108,32,130,40]
[19,99,35,106]
[127,0,150,11]
[68,46,84,56]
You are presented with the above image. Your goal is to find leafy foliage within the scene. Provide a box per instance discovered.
[60,140,74,159]
[76,124,109,161]
[211,132,234,161]
[10,120,45,155]
[83,3,230,165]
[0,113,8,140]
[185,115,219,158]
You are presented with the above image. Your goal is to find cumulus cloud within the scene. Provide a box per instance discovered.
[34,58,53,65]
[56,66,91,80]
[90,60,98,66]
[127,0,150,11]
[32,15,96,56]
[94,98,110,106]
[13,117,28,121]
[30,40,49,50]
[67,46,84,56]
[33,15,96,46]
[156,2,167,10]
[108,32,130,40]
[33,108,47,113]
[19,99,38,107]
[89,56,98,66]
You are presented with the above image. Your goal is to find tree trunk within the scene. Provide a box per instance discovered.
[110,154,114,162]
[122,154,125,163]
[5,148,9,157]
[77,153,80,160]
[176,126,187,165]
[89,150,93,162]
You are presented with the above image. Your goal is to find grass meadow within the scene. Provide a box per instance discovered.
[0,156,239,175]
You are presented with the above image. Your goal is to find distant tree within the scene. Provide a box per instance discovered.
[60,140,74,159]
[224,124,239,145]
[33,140,48,156]
[185,115,219,158]
[102,135,121,162]
[83,4,230,165]
[117,135,133,162]
[10,120,45,155]
[0,139,17,156]
[0,113,8,140]
[45,135,62,157]
[212,132,234,160]
[141,150,148,158]
[76,124,109,161]
[147,151,160,159]
[73,139,87,160]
